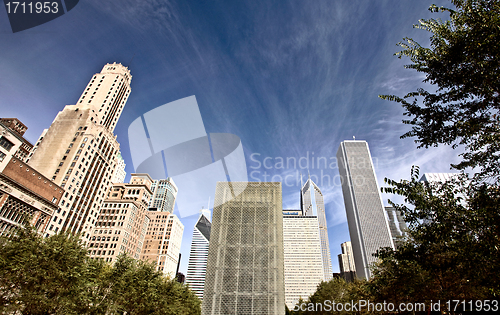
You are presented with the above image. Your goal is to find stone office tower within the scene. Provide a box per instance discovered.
[202,182,285,315]
[28,63,132,240]
[141,178,184,277]
[88,173,153,262]
[336,140,394,279]
[338,241,356,282]
[300,177,333,281]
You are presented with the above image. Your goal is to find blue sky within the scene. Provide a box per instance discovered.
[0,0,463,274]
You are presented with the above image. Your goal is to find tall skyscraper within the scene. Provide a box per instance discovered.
[300,177,333,281]
[141,177,184,277]
[202,182,285,315]
[88,173,153,262]
[186,209,212,300]
[282,210,323,310]
[28,63,132,240]
[338,241,356,282]
[336,140,394,279]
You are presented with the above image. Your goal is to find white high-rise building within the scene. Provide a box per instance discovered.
[300,177,333,281]
[112,152,126,183]
[283,210,324,310]
[28,63,132,239]
[185,209,211,300]
[336,140,394,279]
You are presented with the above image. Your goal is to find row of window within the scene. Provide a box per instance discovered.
[89,242,118,249]
[0,136,14,151]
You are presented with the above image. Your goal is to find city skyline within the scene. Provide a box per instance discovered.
[0,0,464,274]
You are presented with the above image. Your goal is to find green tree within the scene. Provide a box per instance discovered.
[379,0,500,183]
[374,167,500,310]
[0,227,90,314]
[292,278,372,315]
[108,254,200,315]
[0,228,201,315]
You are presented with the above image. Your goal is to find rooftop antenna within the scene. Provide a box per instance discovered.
[300,172,303,188]
[127,53,136,68]
[207,196,210,211]
[308,169,311,180]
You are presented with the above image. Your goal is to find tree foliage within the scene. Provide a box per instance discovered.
[373,166,500,310]
[0,227,201,315]
[290,278,372,315]
[369,1,500,312]
[379,0,500,183]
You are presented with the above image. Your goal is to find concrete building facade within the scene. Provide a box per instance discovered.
[202,182,285,315]
[112,152,126,183]
[0,120,63,236]
[141,211,184,277]
[336,140,394,279]
[0,118,33,162]
[88,174,152,262]
[283,210,324,310]
[338,241,356,282]
[140,177,183,277]
[300,178,333,281]
[28,63,132,240]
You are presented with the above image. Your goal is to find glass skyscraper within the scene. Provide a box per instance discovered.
[336,140,394,279]
[149,178,177,212]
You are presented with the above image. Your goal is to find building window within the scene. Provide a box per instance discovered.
[0,137,14,151]
[0,151,5,162]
